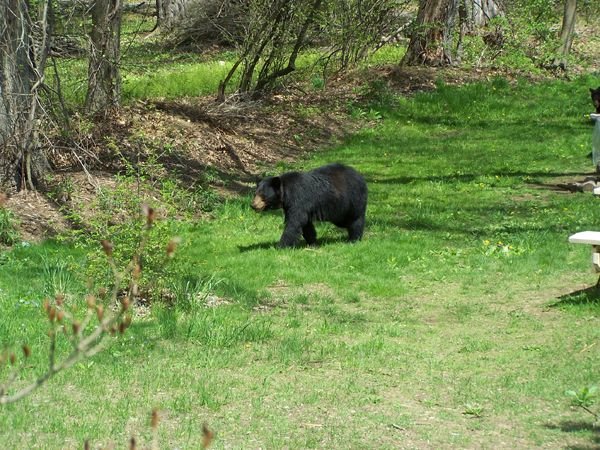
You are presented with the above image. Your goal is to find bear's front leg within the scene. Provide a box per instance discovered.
[279,214,304,248]
[279,225,302,247]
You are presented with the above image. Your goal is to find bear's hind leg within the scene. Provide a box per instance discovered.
[302,222,317,246]
[347,216,365,242]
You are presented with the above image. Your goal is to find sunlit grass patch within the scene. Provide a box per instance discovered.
[123,60,235,100]
[3,75,600,448]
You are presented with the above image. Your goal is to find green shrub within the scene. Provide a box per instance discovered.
[78,181,183,299]
[0,209,19,246]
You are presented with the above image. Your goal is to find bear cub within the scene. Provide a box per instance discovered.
[251,163,367,248]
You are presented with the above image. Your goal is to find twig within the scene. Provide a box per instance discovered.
[579,342,597,353]
[70,148,101,191]
[0,207,157,405]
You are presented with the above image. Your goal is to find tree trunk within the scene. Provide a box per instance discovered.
[157,0,189,30]
[401,0,453,66]
[470,0,502,27]
[85,0,122,114]
[455,0,468,61]
[456,0,503,61]
[0,0,50,193]
[552,0,577,70]
[442,0,460,64]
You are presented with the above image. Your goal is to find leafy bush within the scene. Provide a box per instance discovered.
[216,0,410,99]
[60,163,200,299]
[0,208,19,246]
[76,180,183,299]
[454,1,598,71]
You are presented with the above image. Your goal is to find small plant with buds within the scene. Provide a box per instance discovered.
[82,193,186,303]
[82,409,215,449]
[0,204,178,405]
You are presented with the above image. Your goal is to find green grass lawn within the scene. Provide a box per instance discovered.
[2,75,600,448]
[52,39,406,106]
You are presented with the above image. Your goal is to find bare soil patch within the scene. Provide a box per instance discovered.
[4,191,70,242]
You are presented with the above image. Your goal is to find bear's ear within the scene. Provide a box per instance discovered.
[271,176,281,191]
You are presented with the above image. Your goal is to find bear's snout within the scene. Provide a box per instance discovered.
[251,194,267,211]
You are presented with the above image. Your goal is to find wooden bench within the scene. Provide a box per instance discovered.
[569,231,600,285]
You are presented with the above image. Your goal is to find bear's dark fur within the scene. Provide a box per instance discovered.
[251,163,367,248]
[591,87,600,113]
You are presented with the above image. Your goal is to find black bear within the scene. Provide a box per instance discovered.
[251,163,367,248]
[591,87,600,113]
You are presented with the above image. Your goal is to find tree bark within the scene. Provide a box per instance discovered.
[0,0,50,193]
[85,0,122,115]
[456,0,503,61]
[552,0,577,70]
[157,0,189,30]
[455,0,468,61]
[401,0,453,66]
[470,0,502,27]
[442,0,459,64]
[403,0,503,66]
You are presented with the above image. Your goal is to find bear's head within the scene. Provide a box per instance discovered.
[591,87,600,113]
[251,176,282,212]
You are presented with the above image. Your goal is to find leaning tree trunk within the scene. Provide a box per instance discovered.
[157,0,189,30]
[470,0,502,27]
[456,0,504,62]
[0,0,50,193]
[85,0,122,114]
[442,0,460,64]
[402,0,454,66]
[552,0,577,70]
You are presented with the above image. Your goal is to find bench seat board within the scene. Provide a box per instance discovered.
[569,231,600,246]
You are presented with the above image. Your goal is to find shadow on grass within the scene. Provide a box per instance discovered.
[238,241,277,252]
[368,170,591,186]
[544,421,600,449]
[238,236,351,252]
[549,285,600,307]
